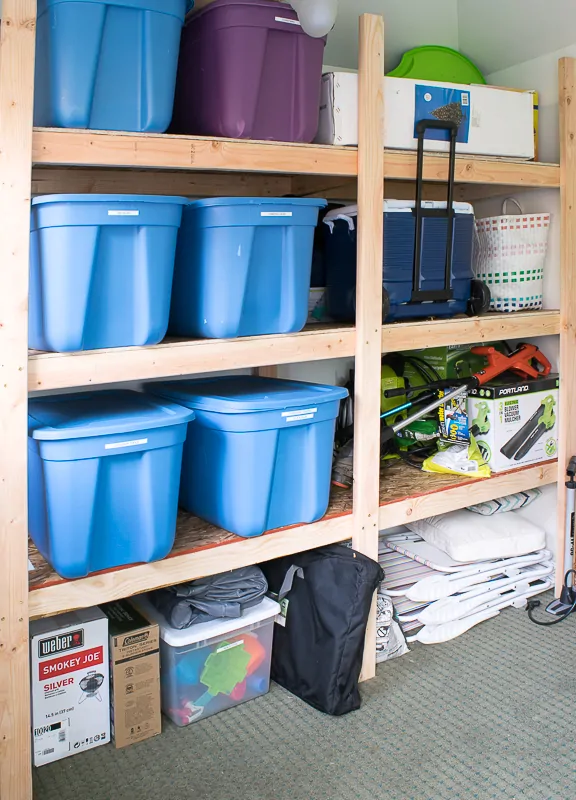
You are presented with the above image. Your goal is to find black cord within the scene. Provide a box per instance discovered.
[526,570,576,626]
[527,599,576,625]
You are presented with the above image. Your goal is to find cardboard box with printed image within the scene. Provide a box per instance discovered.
[468,375,559,473]
[30,608,110,767]
[101,600,161,749]
[316,72,535,159]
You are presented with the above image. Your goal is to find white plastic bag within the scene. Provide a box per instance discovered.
[376,593,409,663]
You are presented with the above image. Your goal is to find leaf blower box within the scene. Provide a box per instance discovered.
[468,375,559,472]
[30,607,110,767]
[100,600,161,749]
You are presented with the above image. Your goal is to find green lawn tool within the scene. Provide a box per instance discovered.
[500,395,556,462]
[470,401,490,438]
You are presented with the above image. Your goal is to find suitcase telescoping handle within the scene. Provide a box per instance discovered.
[412,118,459,304]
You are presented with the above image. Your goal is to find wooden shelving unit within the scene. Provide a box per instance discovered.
[28,460,557,620]
[29,311,560,393]
[1,5,574,798]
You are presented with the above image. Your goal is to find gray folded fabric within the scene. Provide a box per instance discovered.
[150,566,269,629]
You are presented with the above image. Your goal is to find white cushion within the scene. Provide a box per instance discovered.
[467,489,541,516]
[406,508,546,562]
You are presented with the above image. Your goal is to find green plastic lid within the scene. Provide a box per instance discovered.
[388,45,486,85]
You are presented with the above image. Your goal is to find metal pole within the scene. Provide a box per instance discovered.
[390,384,467,435]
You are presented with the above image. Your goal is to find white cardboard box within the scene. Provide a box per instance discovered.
[30,607,110,767]
[316,72,535,159]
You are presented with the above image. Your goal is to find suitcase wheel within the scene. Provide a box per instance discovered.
[467,280,491,317]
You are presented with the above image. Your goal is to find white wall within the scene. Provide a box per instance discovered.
[457,1,576,164]
[485,47,576,165]
[324,0,459,71]
[458,0,576,76]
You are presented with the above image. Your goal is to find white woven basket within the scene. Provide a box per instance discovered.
[474,198,550,312]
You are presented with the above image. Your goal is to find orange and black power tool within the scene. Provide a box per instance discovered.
[381,343,552,444]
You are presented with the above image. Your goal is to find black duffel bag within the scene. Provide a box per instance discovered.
[261,545,383,716]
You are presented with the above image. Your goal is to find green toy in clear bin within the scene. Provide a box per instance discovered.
[132,594,280,727]
[387,46,486,85]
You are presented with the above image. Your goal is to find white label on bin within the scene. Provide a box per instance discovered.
[108,210,140,216]
[105,438,148,450]
[275,16,301,25]
[216,640,245,654]
[261,211,293,217]
[283,407,317,423]
[282,408,317,417]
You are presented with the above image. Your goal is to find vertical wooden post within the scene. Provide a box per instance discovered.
[254,366,279,378]
[353,13,384,681]
[557,57,576,593]
[0,1,36,798]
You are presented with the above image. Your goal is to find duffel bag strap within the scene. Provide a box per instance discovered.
[278,565,304,601]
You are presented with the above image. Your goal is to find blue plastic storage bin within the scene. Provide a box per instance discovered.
[168,198,327,339]
[148,377,348,538]
[30,194,188,352]
[28,391,194,579]
[34,0,187,131]
[323,201,475,322]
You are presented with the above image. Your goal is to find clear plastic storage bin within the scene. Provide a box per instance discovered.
[133,595,280,726]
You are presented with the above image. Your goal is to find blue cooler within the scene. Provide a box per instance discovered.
[28,391,194,579]
[323,200,476,323]
[168,198,327,339]
[34,0,187,131]
[30,194,187,352]
[148,377,348,538]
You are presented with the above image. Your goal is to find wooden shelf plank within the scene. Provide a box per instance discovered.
[32,128,358,177]
[28,312,559,393]
[28,460,557,619]
[378,460,558,528]
[32,128,560,187]
[381,310,561,353]
[384,150,560,189]
[29,325,356,392]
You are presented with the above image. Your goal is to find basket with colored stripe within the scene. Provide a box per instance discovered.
[473,198,550,312]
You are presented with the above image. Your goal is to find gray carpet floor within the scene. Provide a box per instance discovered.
[33,599,576,800]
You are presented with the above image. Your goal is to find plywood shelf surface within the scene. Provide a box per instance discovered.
[378,459,558,528]
[32,128,561,187]
[29,311,560,393]
[28,460,557,619]
[28,491,355,619]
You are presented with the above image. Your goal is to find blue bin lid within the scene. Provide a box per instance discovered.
[186,197,327,210]
[148,377,348,414]
[29,390,194,441]
[32,195,189,207]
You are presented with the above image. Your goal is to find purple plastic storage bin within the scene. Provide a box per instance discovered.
[172,0,326,142]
